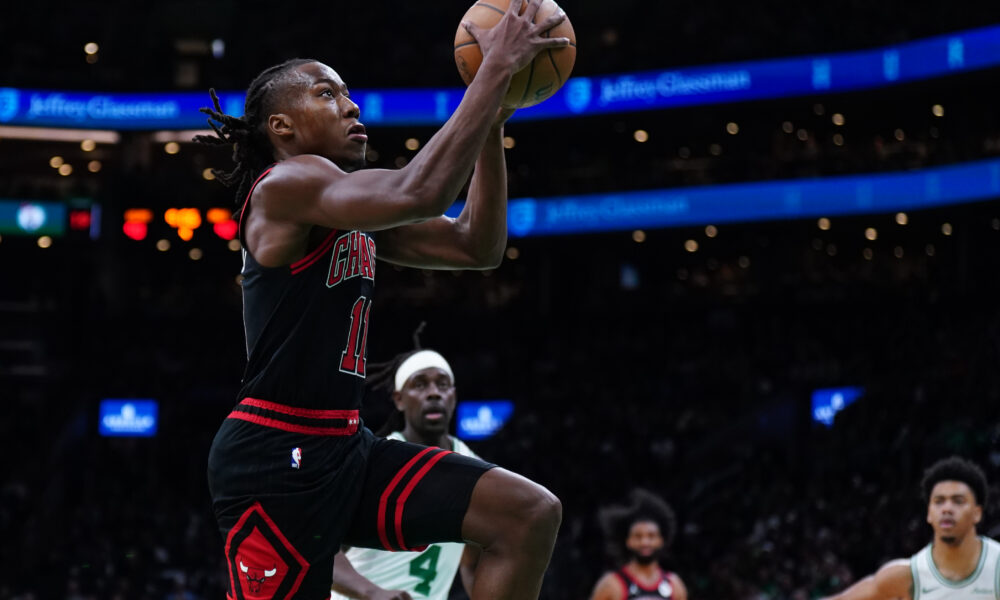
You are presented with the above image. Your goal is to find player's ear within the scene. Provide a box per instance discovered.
[974,504,982,524]
[391,390,404,411]
[267,113,294,139]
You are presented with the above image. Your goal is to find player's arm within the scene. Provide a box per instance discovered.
[589,572,625,600]
[821,559,912,600]
[375,108,513,269]
[258,3,568,234]
[667,572,689,600]
[458,544,482,595]
[331,550,414,600]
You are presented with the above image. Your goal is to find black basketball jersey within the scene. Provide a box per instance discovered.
[236,166,376,410]
[614,567,674,599]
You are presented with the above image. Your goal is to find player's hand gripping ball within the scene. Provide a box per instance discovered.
[454,0,576,108]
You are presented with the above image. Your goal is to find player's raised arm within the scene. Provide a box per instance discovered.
[821,559,912,600]
[375,107,514,269]
[256,1,569,235]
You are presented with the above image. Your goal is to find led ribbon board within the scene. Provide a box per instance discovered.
[445,158,1000,236]
[0,25,998,128]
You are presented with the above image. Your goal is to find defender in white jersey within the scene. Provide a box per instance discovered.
[823,457,999,600]
[331,349,486,600]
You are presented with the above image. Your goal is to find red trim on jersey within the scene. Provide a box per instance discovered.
[393,449,453,551]
[621,566,666,592]
[289,229,339,275]
[238,166,276,238]
[226,411,359,436]
[613,572,630,599]
[224,501,309,599]
[377,446,438,551]
[240,397,359,420]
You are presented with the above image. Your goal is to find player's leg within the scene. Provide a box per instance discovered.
[460,467,562,599]
[208,414,369,599]
[344,437,561,600]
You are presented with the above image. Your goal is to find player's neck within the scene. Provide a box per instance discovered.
[931,532,981,580]
[626,560,662,581]
[401,426,452,450]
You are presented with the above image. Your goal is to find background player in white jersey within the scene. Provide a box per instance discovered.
[823,456,1000,600]
[331,348,483,600]
[590,489,689,600]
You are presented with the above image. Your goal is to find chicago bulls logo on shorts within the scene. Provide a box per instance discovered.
[224,502,309,599]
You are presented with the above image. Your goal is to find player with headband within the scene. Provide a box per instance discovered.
[331,349,485,600]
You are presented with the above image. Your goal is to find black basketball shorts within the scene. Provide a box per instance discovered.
[207,397,495,600]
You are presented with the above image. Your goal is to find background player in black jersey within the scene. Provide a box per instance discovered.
[196,3,569,599]
[590,489,689,600]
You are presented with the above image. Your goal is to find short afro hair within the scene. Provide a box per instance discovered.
[921,456,989,507]
[598,488,677,563]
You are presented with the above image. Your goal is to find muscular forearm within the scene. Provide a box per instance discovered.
[398,60,511,217]
[456,125,508,266]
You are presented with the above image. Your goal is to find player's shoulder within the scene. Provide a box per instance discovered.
[873,558,914,597]
[254,155,345,202]
[591,571,626,600]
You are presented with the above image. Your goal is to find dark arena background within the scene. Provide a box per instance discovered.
[2,2,1000,599]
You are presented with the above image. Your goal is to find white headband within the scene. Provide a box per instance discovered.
[394,350,454,391]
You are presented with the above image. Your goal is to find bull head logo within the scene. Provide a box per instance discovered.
[240,560,277,593]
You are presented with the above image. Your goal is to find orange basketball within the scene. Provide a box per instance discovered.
[454,0,576,109]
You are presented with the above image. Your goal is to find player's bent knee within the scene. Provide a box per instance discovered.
[464,468,562,548]
[521,484,562,535]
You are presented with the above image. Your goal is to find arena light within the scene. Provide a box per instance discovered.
[69,209,91,231]
[99,399,158,437]
[123,208,153,241]
[457,400,514,440]
[206,208,230,223]
[206,207,237,240]
[165,207,201,241]
[0,126,119,143]
[812,387,864,427]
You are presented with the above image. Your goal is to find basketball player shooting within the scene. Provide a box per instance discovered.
[194,2,570,598]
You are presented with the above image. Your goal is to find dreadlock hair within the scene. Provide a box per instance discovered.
[598,488,677,564]
[367,322,429,437]
[921,456,989,507]
[193,58,317,207]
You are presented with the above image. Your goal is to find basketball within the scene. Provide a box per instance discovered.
[454,0,577,109]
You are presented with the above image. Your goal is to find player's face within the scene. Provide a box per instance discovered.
[282,62,367,170]
[625,520,664,565]
[394,367,456,437]
[926,480,981,544]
